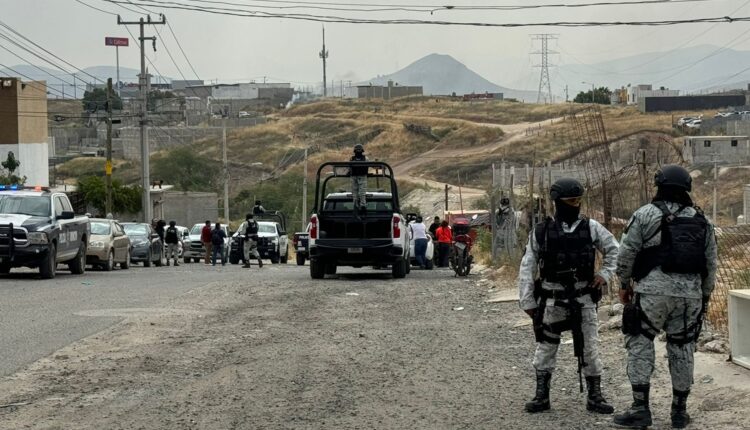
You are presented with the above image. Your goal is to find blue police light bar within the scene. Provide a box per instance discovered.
[0,185,48,191]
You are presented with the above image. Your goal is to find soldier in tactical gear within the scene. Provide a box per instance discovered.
[614,164,717,429]
[518,177,619,415]
[350,144,368,212]
[253,200,266,215]
[237,213,263,269]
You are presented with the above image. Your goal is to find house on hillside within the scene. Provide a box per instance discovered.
[355,80,423,100]
[683,135,750,164]
[626,84,679,105]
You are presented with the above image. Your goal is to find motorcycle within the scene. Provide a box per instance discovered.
[449,217,474,277]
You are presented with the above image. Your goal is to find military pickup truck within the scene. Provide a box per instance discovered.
[0,186,90,279]
[307,161,410,279]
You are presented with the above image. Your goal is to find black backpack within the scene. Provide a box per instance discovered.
[633,202,708,280]
[211,228,224,246]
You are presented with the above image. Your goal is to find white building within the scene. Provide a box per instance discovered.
[210,82,291,99]
[626,84,680,105]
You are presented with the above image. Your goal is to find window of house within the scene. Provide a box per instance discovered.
[704,140,711,147]
[731,140,738,147]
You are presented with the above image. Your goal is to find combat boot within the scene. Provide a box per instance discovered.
[671,389,690,429]
[525,370,551,413]
[258,258,263,268]
[242,262,251,268]
[586,375,614,414]
[613,384,652,428]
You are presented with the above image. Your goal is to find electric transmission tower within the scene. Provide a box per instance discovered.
[531,34,558,104]
[319,26,329,97]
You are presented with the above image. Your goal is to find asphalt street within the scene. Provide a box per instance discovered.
[0,261,249,376]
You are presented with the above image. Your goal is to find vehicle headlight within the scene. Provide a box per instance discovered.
[134,241,149,248]
[271,238,279,244]
[28,232,48,245]
[89,241,105,249]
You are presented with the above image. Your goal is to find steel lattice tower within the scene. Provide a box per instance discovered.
[531,34,557,104]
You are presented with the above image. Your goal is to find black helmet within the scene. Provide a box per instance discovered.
[500,197,510,205]
[254,200,261,205]
[654,164,691,191]
[353,144,364,154]
[169,220,176,226]
[246,213,253,220]
[550,178,584,200]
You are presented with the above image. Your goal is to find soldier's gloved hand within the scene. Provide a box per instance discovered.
[524,308,537,318]
[619,287,633,304]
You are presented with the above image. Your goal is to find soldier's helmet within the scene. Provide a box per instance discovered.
[169,220,176,226]
[353,144,364,154]
[246,213,254,220]
[550,178,584,201]
[654,164,692,191]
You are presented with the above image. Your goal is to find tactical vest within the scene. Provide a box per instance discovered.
[535,217,595,283]
[632,202,708,281]
[245,221,259,236]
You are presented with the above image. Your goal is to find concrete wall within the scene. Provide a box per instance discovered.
[0,143,49,186]
[683,136,750,164]
[116,127,225,160]
[357,85,423,100]
[640,94,746,112]
[151,191,219,228]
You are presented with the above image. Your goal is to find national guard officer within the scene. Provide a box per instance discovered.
[350,144,368,212]
[518,178,619,414]
[237,213,263,269]
[615,164,717,429]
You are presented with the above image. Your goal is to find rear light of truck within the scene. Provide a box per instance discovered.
[392,215,401,239]
[310,215,318,239]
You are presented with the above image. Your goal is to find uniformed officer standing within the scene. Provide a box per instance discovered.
[518,178,619,414]
[350,144,368,212]
[237,213,263,269]
[614,165,717,429]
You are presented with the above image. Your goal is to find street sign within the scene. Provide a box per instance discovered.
[105,37,129,47]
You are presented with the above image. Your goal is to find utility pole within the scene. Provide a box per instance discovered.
[444,184,449,213]
[72,73,77,99]
[302,146,308,231]
[105,78,113,216]
[223,120,229,222]
[531,34,557,104]
[118,14,165,223]
[713,154,718,222]
[319,26,328,97]
[565,84,569,103]
[116,45,121,97]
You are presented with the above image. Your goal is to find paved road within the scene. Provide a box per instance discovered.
[0,261,249,376]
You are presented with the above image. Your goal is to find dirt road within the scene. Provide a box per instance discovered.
[1,264,748,429]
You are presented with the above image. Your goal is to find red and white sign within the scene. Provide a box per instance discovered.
[105,37,129,47]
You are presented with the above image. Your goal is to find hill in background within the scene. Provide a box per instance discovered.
[363,53,539,101]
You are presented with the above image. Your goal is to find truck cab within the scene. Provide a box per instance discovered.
[307,161,410,279]
[0,186,90,278]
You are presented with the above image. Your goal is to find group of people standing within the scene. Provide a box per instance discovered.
[517,165,717,429]
[407,215,454,269]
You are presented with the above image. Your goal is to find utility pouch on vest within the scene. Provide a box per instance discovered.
[622,303,642,336]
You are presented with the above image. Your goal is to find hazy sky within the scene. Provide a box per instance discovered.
[3,0,750,95]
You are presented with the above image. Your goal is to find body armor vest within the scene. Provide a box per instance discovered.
[535,217,595,283]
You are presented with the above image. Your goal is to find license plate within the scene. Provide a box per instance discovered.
[298,246,306,251]
[348,247,363,254]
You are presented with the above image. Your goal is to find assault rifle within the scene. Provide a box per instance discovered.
[558,268,587,393]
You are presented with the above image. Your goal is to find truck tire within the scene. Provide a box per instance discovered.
[405,258,411,274]
[68,242,86,275]
[270,253,280,264]
[310,259,325,279]
[144,250,153,267]
[281,247,288,264]
[103,249,114,272]
[229,253,240,265]
[392,258,407,279]
[296,253,305,266]
[324,264,337,275]
[0,262,11,274]
[121,251,131,270]
[184,257,191,264]
[40,242,57,279]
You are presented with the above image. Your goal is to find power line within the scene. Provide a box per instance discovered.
[110,0,750,27]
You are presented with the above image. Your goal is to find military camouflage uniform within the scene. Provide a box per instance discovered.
[237,220,261,262]
[518,216,620,376]
[617,202,717,391]
[352,176,367,210]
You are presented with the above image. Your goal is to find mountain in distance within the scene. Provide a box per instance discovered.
[363,53,538,101]
[559,45,750,94]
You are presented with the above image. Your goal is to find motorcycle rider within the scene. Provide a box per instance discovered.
[518,178,618,415]
[614,165,717,429]
[237,213,263,269]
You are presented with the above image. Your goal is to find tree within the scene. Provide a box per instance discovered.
[151,147,220,192]
[82,88,123,112]
[573,87,612,105]
[78,176,141,215]
[0,152,25,185]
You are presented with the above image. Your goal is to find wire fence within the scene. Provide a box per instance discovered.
[708,225,750,332]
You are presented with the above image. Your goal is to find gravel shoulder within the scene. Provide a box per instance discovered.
[0,265,748,429]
